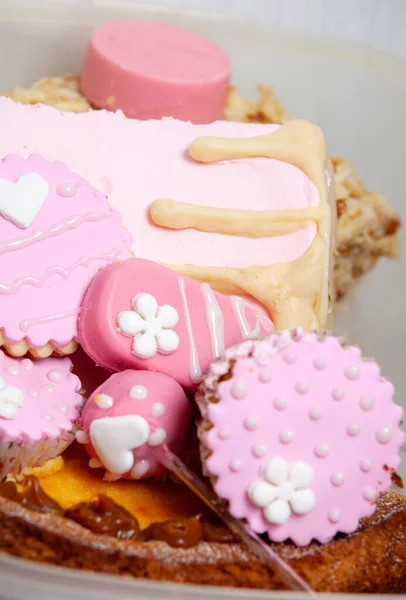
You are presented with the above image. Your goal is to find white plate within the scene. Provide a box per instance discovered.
[0,2,405,598]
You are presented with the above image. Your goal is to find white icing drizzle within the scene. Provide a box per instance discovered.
[0,211,111,256]
[231,296,261,340]
[178,276,202,383]
[20,307,80,332]
[201,282,225,360]
[0,247,121,294]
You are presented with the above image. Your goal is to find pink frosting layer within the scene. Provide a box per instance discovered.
[199,332,405,546]
[0,99,318,271]
[0,350,82,444]
[0,153,132,347]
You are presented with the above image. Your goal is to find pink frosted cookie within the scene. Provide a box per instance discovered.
[81,20,231,123]
[196,330,405,546]
[78,370,191,480]
[0,153,132,358]
[78,258,273,391]
[0,350,82,480]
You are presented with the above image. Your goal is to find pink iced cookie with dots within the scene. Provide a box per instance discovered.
[0,154,132,355]
[79,370,192,480]
[196,331,405,546]
[81,20,231,123]
[0,350,82,480]
[78,258,273,391]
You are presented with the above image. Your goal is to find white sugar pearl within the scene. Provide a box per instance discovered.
[273,396,288,411]
[279,430,293,444]
[258,369,272,383]
[360,458,373,472]
[332,388,345,401]
[344,365,360,380]
[218,428,230,440]
[6,366,19,376]
[252,443,267,457]
[283,352,296,364]
[376,427,393,444]
[131,460,150,479]
[94,394,114,409]
[295,380,309,394]
[360,394,375,411]
[330,473,345,487]
[75,431,89,444]
[129,385,148,400]
[151,402,165,418]
[56,182,77,197]
[58,405,68,414]
[314,443,329,458]
[244,416,259,431]
[148,428,166,446]
[329,509,341,523]
[42,384,55,394]
[89,458,102,469]
[30,391,39,398]
[347,424,360,436]
[47,369,63,383]
[42,414,53,422]
[309,407,323,420]
[313,358,327,370]
[229,459,241,472]
[363,487,378,502]
[231,379,247,399]
[21,358,33,370]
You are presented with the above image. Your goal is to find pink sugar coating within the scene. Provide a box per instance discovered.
[80,370,192,479]
[199,331,405,546]
[0,350,82,443]
[0,154,132,347]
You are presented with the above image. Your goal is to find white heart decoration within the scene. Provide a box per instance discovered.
[89,415,150,474]
[0,172,49,229]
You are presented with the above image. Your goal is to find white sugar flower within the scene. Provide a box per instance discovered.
[249,456,315,525]
[117,293,179,359]
[0,377,24,420]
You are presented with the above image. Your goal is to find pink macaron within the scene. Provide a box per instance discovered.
[80,20,231,124]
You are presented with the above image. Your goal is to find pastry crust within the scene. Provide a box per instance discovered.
[0,491,405,592]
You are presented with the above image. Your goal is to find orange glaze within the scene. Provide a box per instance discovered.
[38,443,208,529]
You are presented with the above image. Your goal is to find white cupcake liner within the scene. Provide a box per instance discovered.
[0,429,75,481]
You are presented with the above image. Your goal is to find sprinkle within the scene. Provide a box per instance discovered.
[42,384,55,394]
[151,402,165,417]
[252,443,267,458]
[332,388,345,401]
[89,458,102,469]
[329,509,341,523]
[360,458,373,472]
[363,487,378,502]
[279,430,293,444]
[347,424,360,436]
[218,428,230,440]
[273,396,288,411]
[94,394,114,409]
[56,181,77,197]
[314,443,329,458]
[258,368,272,383]
[344,365,360,380]
[330,473,345,487]
[295,380,309,394]
[231,379,248,400]
[30,391,39,398]
[75,430,89,445]
[148,428,166,447]
[131,460,150,479]
[47,369,63,383]
[283,352,296,364]
[309,407,323,420]
[376,427,393,444]
[360,394,375,411]
[6,366,19,376]
[58,405,68,413]
[129,385,148,400]
[244,416,259,431]
[42,414,53,422]
[21,358,33,370]
[313,358,327,370]
[229,459,241,472]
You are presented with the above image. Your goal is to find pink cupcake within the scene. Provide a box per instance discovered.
[0,350,82,480]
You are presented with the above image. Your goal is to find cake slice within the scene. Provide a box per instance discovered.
[0,98,335,333]
[4,76,400,300]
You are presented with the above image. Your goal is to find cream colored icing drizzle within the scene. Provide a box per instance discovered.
[150,199,322,238]
[200,282,225,359]
[20,308,80,332]
[178,276,202,383]
[0,211,112,256]
[0,247,122,294]
[156,120,334,332]
[231,296,261,339]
